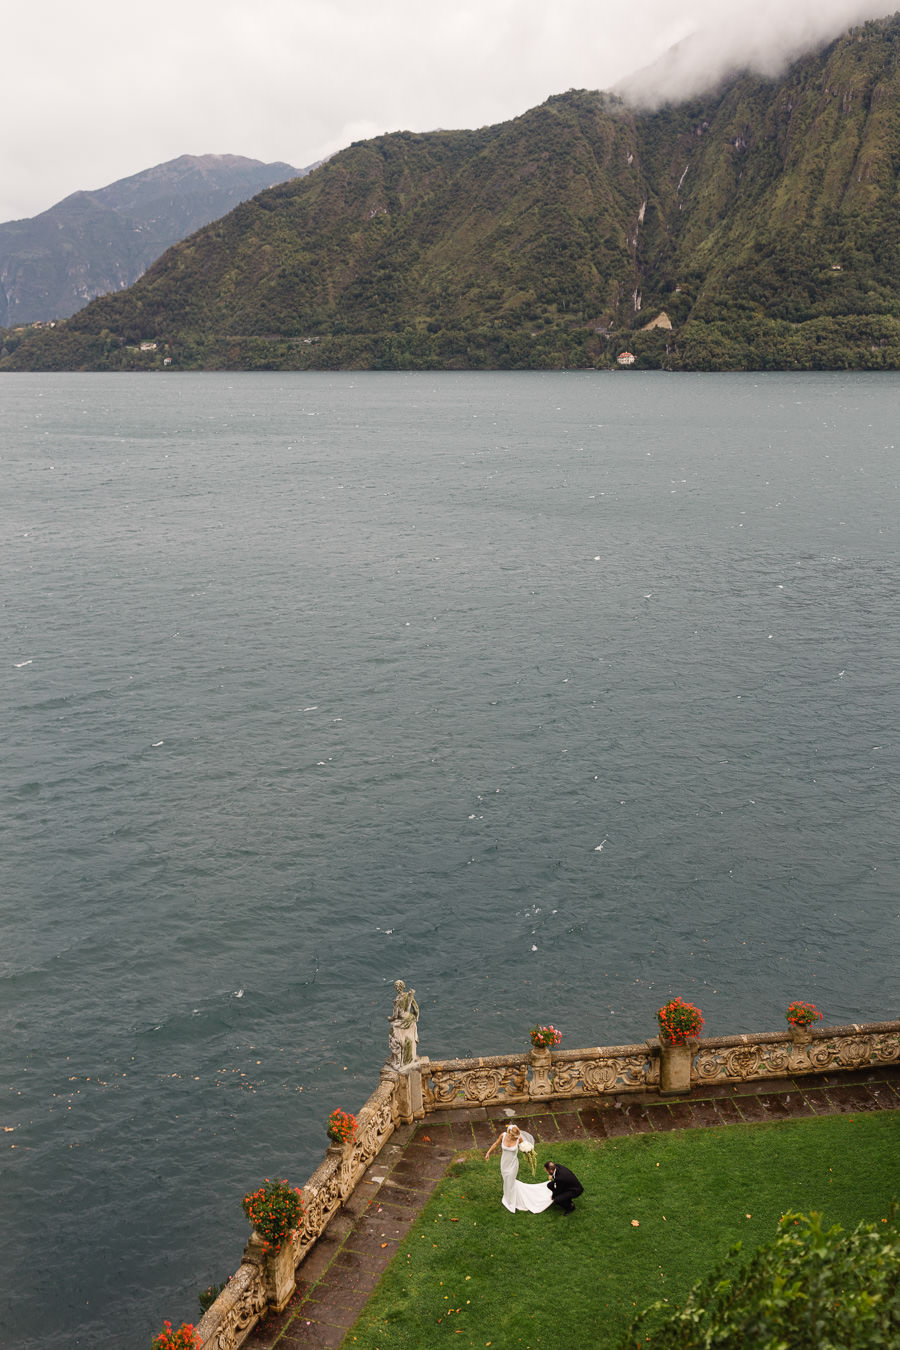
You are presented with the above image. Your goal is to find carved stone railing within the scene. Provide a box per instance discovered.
[187,1016,899,1345]
[692,1020,900,1086]
[193,1263,266,1350]
[421,1020,900,1111]
[194,1069,407,1349]
[421,1043,656,1111]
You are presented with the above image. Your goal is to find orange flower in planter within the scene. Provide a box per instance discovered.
[657,997,704,1044]
[151,1321,202,1350]
[241,1178,304,1254]
[786,1000,823,1028]
[327,1108,358,1144]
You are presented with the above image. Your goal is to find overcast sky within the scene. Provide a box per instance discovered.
[4,0,893,222]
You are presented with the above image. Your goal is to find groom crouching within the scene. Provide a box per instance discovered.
[544,1160,584,1214]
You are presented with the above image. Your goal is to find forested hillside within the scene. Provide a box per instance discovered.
[4,15,900,371]
[0,156,300,328]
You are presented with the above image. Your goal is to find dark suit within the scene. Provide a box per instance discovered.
[546,1163,584,1213]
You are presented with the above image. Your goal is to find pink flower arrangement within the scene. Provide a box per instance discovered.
[327,1108,358,1144]
[786,1000,823,1029]
[657,997,704,1044]
[150,1322,202,1350]
[530,1024,562,1049]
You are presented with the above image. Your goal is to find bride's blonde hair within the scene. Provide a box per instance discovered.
[506,1123,520,1139]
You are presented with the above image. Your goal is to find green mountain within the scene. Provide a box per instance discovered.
[5,16,900,372]
[0,155,300,326]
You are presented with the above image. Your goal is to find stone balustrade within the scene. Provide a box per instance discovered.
[692,1020,900,1086]
[189,1017,899,1347]
[194,1070,409,1349]
[421,1042,656,1110]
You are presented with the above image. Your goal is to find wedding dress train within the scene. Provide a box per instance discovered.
[500,1137,554,1214]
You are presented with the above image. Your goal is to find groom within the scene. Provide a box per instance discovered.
[544,1160,584,1215]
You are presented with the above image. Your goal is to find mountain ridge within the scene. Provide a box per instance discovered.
[5,15,900,371]
[0,154,301,326]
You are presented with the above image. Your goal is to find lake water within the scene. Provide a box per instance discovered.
[1,371,898,1348]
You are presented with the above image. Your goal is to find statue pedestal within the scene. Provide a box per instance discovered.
[383,1059,425,1122]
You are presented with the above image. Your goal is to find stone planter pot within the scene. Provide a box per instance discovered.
[528,1044,553,1097]
[244,1231,296,1313]
[659,1037,699,1095]
[790,1025,813,1046]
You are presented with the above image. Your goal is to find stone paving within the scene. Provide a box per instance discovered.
[243,1064,900,1349]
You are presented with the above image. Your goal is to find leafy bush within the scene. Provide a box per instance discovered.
[622,1210,900,1348]
[198,1279,228,1313]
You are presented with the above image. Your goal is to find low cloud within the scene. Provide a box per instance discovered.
[2,1,896,221]
[616,0,895,107]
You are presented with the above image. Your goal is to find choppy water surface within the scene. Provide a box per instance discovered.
[1,371,898,1348]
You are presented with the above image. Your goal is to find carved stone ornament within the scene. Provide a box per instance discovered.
[725,1046,761,1079]
[528,1046,553,1098]
[196,1262,267,1350]
[872,1032,900,1062]
[808,1042,838,1071]
[463,1068,507,1102]
[764,1046,792,1074]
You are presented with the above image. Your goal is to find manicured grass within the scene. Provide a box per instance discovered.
[340,1111,900,1350]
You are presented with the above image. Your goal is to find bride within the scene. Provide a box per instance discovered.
[485,1123,554,1213]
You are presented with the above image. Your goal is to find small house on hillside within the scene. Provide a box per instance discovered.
[617,351,636,366]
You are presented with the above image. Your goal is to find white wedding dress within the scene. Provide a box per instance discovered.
[500,1133,554,1214]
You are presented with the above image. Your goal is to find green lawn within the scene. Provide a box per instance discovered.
[340,1111,900,1350]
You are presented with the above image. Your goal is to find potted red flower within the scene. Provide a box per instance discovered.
[786,1000,823,1045]
[242,1178,303,1312]
[150,1322,202,1350]
[656,997,704,1094]
[326,1108,358,1145]
[657,997,705,1045]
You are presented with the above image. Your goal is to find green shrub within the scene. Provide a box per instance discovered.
[623,1209,900,1348]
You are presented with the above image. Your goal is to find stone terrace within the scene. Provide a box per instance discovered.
[243,1063,900,1349]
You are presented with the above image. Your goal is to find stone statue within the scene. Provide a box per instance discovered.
[388,979,419,1068]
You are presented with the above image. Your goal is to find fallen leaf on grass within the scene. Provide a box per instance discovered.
[631,1220,640,1227]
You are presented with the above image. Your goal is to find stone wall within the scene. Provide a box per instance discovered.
[191,1018,899,1347]
[420,1020,900,1109]
[194,1069,413,1349]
